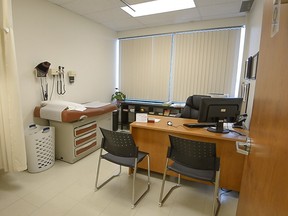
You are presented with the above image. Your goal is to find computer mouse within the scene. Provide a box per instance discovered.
[167,121,173,126]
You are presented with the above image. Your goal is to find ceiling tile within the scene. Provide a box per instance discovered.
[98,16,146,31]
[86,7,145,31]
[194,0,242,7]
[46,0,248,32]
[137,8,201,26]
[198,1,242,18]
[86,7,132,22]
[59,0,116,14]
[48,0,74,4]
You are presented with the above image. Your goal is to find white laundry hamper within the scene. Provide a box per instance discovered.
[25,124,55,173]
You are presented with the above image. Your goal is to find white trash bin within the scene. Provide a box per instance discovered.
[25,124,55,173]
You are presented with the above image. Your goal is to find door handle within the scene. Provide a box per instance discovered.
[236,137,251,155]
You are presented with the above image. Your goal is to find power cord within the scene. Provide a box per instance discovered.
[40,77,48,101]
[49,75,56,100]
[229,129,246,136]
[219,188,233,199]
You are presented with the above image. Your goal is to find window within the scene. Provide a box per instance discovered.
[119,27,243,102]
[120,35,172,101]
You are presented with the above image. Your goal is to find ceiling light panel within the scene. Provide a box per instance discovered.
[121,0,196,17]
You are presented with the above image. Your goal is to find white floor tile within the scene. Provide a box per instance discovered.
[0,199,37,216]
[0,150,239,216]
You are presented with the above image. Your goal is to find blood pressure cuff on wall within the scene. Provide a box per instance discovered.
[35,61,51,77]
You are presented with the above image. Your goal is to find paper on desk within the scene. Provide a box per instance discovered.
[83,101,110,108]
[147,117,160,123]
[136,113,147,122]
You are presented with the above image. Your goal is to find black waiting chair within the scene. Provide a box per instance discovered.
[159,135,221,216]
[181,95,211,119]
[95,128,150,208]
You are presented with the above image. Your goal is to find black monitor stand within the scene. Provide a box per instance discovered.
[207,119,229,134]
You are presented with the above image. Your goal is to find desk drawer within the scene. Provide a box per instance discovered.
[74,121,97,137]
[74,130,96,147]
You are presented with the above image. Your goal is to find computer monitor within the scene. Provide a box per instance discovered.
[198,97,243,134]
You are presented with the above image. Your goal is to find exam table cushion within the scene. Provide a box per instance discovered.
[34,103,117,123]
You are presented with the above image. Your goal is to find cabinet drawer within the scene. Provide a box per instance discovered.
[74,121,97,137]
[74,140,97,157]
[74,130,96,147]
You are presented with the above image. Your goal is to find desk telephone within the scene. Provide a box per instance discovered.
[232,114,247,128]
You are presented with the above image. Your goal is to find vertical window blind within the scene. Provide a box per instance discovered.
[120,35,172,101]
[119,27,242,102]
[172,28,241,101]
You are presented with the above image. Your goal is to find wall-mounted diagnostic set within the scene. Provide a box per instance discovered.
[56,66,66,95]
[34,61,76,101]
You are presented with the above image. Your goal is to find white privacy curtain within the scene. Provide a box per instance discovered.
[0,0,27,172]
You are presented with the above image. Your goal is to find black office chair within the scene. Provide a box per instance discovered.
[95,128,150,208]
[159,135,221,216]
[181,95,211,119]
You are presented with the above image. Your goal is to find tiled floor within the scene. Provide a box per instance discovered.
[0,150,239,216]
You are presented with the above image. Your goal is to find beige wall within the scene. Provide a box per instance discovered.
[242,0,264,128]
[12,0,117,126]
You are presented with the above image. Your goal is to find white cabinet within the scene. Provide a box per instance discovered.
[50,112,112,163]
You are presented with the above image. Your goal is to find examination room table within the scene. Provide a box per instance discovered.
[34,103,117,163]
[130,116,248,192]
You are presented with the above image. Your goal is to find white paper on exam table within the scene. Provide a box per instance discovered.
[40,100,87,121]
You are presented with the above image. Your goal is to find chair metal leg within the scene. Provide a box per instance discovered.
[95,151,150,208]
[95,149,103,191]
[147,154,151,184]
[212,170,221,216]
[131,154,151,208]
[95,150,121,191]
[159,160,181,207]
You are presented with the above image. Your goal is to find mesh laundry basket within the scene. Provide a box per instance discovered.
[25,124,55,173]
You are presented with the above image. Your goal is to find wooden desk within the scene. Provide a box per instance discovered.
[130,116,247,192]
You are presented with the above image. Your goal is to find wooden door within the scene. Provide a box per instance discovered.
[237,1,288,215]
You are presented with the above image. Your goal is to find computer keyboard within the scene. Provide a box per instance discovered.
[183,123,216,128]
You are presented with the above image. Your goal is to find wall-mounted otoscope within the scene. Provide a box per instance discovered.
[57,66,66,95]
